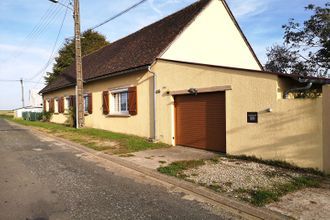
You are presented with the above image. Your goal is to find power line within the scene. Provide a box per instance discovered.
[1,3,65,63]
[0,2,69,87]
[0,79,44,84]
[28,3,70,82]
[31,0,148,83]
[88,0,148,31]
[2,0,148,85]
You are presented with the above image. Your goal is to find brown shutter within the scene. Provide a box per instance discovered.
[88,93,93,114]
[60,97,64,113]
[43,99,46,112]
[50,98,54,113]
[102,91,109,115]
[128,86,137,115]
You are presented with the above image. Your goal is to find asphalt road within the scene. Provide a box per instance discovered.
[0,119,234,220]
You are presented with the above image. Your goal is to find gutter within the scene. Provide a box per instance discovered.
[40,65,150,95]
[148,64,157,141]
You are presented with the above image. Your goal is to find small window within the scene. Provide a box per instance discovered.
[83,95,89,113]
[54,98,59,113]
[64,97,70,113]
[110,89,129,114]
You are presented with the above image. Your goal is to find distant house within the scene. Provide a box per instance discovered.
[14,89,43,118]
[40,0,330,172]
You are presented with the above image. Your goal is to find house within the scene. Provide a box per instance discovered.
[40,0,330,172]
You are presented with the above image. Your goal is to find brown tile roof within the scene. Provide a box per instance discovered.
[40,0,212,94]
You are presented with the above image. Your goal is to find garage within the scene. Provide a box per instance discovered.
[174,91,226,152]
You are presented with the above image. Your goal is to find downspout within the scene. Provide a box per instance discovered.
[148,65,157,141]
[283,78,313,99]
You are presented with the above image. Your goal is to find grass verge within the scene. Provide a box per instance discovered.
[157,160,205,178]
[0,115,168,154]
[223,154,325,176]
[245,176,321,206]
[158,157,325,206]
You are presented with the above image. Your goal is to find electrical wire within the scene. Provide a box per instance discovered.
[28,4,70,82]
[2,0,148,86]
[0,79,44,84]
[2,2,65,63]
[88,0,148,31]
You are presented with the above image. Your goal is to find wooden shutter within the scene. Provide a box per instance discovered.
[43,99,46,112]
[59,97,64,113]
[88,93,93,114]
[128,86,137,115]
[50,98,54,113]
[102,91,109,115]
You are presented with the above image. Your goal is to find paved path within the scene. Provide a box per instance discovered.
[0,119,235,220]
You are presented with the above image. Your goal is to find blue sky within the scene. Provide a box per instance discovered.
[0,0,325,110]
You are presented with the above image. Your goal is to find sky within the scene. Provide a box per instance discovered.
[0,0,326,110]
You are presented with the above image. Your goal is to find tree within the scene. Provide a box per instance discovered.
[265,2,329,77]
[45,30,110,84]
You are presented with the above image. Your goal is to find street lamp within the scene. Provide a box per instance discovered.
[48,0,84,128]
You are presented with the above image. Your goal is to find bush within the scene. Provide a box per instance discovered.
[65,107,76,127]
[41,111,53,122]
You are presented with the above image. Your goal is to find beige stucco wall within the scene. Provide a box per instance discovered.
[43,70,154,138]
[160,0,261,70]
[153,60,324,170]
[43,60,326,171]
[323,85,330,173]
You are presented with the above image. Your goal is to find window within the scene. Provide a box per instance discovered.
[64,97,70,113]
[54,98,59,113]
[83,95,89,113]
[110,89,129,114]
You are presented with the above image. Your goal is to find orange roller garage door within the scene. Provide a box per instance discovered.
[174,92,226,152]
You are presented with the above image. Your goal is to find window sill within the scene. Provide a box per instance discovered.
[107,113,131,117]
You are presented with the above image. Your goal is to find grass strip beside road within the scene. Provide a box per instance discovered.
[1,116,168,154]
[158,157,325,207]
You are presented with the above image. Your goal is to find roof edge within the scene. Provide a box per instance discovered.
[40,65,150,94]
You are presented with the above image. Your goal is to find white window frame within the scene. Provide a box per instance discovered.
[110,88,129,116]
[64,96,70,113]
[54,98,59,113]
[83,94,89,114]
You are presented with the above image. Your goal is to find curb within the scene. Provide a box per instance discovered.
[7,120,290,220]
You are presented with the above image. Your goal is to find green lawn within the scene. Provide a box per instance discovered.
[0,115,168,154]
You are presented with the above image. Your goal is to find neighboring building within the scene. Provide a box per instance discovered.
[29,89,43,107]
[14,106,42,118]
[14,90,43,118]
[40,0,330,172]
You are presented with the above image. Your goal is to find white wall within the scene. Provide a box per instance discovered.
[160,0,261,70]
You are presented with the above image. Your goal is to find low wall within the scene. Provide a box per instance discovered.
[229,98,323,171]
[323,85,330,173]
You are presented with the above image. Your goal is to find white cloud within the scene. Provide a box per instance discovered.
[228,0,270,19]
[0,44,50,63]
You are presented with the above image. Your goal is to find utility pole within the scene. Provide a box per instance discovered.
[20,78,25,108]
[74,0,84,128]
[48,0,83,128]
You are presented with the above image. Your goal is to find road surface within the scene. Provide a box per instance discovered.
[0,119,236,220]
